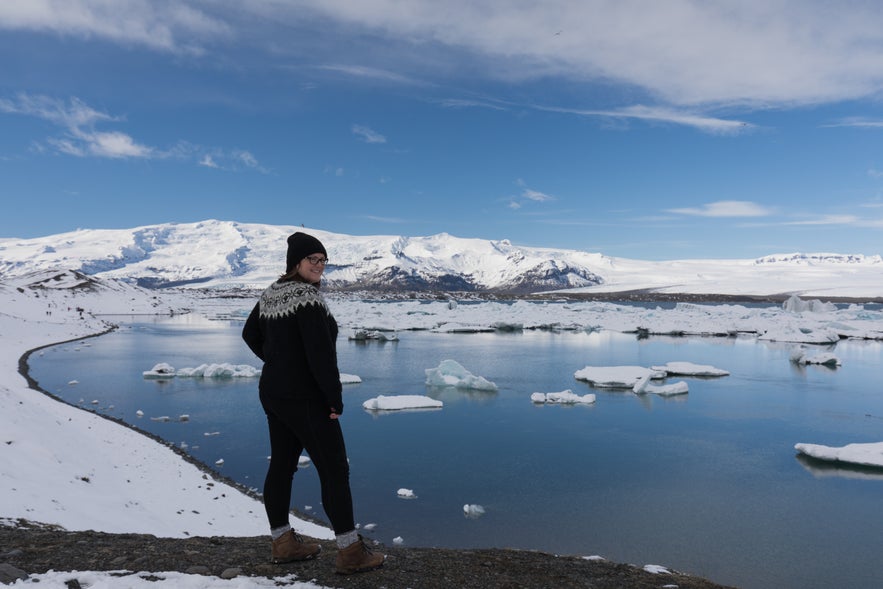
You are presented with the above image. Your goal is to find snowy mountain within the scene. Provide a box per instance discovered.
[1,219,881,298]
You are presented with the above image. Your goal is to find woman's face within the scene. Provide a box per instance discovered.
[295,252,327,283]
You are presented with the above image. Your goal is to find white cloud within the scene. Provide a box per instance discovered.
[668,200,773,217]
[0,0,231,54]
[352,124,387,144]
[508,179,555,209]
[199,154,219,168]
[1,94,153,159]
[259,0,883,108]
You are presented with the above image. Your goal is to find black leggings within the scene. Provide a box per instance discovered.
[260,392,355,534]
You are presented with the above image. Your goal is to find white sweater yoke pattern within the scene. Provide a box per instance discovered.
[258,281,329,319]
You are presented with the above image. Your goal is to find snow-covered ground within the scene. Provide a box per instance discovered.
[2,269,882,587]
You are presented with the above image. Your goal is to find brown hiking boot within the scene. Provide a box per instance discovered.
[334,535,385,574]
[271,530,321,563]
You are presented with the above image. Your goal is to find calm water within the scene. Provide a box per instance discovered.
[30,313,883,589]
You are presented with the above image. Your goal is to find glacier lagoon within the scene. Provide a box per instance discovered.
[30,310,883,589]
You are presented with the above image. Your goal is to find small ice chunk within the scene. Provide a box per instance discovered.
[393,536,404,545]
[68,380,79,385]
[397,488,416,499]
[363,395,443,411]
[135,409,144,417]
[633,376,689,396]
[650,362,729,376]
[574,366,665,388]
[790,348,841,367]
[298,455,312,467]
[362,523,377,531]
[425,359,497,391]
[340,373,362,384]
[531,390,596,404]
[178,414,190,422]
[143,363,175,379]
[150,416,171,422]
[463,504,486,518]
[176,363,260,378]
[644,564,671,574]
[215,458,224,466]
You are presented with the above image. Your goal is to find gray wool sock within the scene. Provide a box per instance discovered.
[336,529,359,548]
[271,524,291,540]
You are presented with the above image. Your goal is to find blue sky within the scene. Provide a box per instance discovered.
[2,1,883,260]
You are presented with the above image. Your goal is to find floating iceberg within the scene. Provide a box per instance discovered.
[143,362,260,379]
[531,390,596,404]
[397,488,416,499]
[349,329,398,341]
[463,504,486,518]
[794,442,883,468]
[574,366,665,388]
[175,363,261,378]
[142,363,176,379]
[340,373,363,384]
[362,395,443,411]
[789,348,841,367]
[633,375,689,396]
[650,362,729,377]
[425,359,498,391]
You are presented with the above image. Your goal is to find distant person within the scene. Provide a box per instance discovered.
[242,231,385,574]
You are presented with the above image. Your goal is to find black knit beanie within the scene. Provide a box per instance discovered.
[286,232,327,273]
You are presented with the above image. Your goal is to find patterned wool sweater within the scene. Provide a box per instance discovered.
[242,280,343,413]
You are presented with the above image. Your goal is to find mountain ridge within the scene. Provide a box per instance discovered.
[1,219,881,297]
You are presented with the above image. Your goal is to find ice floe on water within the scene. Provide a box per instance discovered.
[340,373,362,384]
[632,375,689,397]
[794,442,883,469]
[397,488,416,499]
[425,359,498,390]
[789,347,841,367]
[531,390,596,404]
[573,366,667,388]
[362,394,443,411]
[463,504,486,518]
[650,361,729,377]
[143,362,260,378]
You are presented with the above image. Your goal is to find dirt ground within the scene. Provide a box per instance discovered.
[0,520,738,588]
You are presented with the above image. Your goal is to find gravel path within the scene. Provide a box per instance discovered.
[1,520,736,588]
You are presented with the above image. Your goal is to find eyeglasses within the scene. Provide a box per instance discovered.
[305,255,328,266]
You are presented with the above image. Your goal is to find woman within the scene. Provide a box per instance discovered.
[242,231,384,574]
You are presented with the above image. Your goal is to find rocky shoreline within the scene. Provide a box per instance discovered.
[0,521,736,588]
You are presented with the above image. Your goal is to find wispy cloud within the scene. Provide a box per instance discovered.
[668,200,773,217]
[438,98,507,111]
[0,94,153,158]
[538,104,751,134]
[508,179,555,209]
[352,124,387,144]
[363,214,408,223]
[783,215,861,226]
[1,93,268,170]
[824,117,883,129]
[315,65,427,86]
